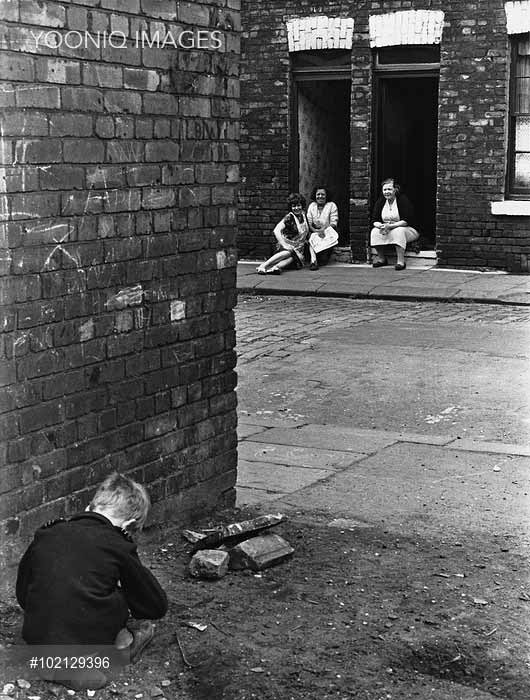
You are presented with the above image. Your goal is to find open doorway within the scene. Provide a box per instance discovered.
[373,48,439,249]
[291,50,351,245]
[296,81,350,244]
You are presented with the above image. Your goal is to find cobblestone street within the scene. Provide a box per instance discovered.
[236,295,530,366]
[235,295,530,444]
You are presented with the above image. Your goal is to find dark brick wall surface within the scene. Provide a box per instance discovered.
[0,0,241,585]
[240,0,530,272]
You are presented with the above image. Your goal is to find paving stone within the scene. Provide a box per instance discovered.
[238,459,333,492]
[236,486,288,507]
[239,440,361,469]
[446,439,530,456]
[237,423,268,439]
[229,534,294,571]
[189,549,229,579]
[249,425,396,453]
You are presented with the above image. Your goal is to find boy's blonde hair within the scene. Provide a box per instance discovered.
[89,472,150,530]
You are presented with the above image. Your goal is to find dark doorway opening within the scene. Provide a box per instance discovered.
[295,80,350,244]
[290,51,351,246]
[374,75,439,248]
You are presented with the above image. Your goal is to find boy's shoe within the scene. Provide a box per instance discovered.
[129,621,155,664]
[309,262,319,271]
[115,627,134,650]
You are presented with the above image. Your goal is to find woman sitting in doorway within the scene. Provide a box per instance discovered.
[256,193,317,275]
[370,177,420,270]
[306,185,339,269]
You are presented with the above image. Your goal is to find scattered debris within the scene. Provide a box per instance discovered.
[189,549,229,580]
[181,530,207,545]
[87,692,96,698]
[160,680,171,687]
[150,687,164,697]
[441,654,462,667]
[184,621,208,632]
[230,534,294,571]
[484,627,497,637]
[16,680,31,690]
[2,685,15,695]
[327,518,369,530]
[250,667,265,673]
[173,631,193,669]
[472,598,488,606]
[184,514,286,550]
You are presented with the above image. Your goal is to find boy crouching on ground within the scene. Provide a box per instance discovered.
[16,472,168,690]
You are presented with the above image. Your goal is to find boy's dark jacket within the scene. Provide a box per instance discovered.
[16,512,168,645]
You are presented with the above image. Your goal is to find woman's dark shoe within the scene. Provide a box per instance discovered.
[395,263,406,271]
[309,262,319,271]
[372,259,387,268]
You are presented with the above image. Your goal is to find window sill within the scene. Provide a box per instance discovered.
[491,200,530,215]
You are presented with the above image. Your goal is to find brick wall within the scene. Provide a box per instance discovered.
[240,0,530,272]
[0,0,240,587]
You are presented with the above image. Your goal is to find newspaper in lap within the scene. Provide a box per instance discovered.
[309,226,338,253]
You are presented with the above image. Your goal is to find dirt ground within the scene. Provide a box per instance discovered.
[2,504,530,700]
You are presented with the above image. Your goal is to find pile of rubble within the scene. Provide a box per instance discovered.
[182,514,294,579]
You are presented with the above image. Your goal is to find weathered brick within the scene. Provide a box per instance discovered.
[104,90,142,114]
[36,58,81,84]
[15,139,62,164]
[16,85,60,109]
[61,86,104,112]
[20,0,65,27]
[123,68,160,92]
[48,113,92,137]
[140,0,176,20]
[189,549,229,579]
[63,139,105,163]
[0,53,35,82]
[145,141,180,162]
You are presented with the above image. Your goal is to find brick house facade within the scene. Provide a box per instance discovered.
[0,0,240,587]
[239,0,530,272]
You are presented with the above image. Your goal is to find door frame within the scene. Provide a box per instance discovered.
[372,68,440,247]
[289,51,352,196]
[289,66,351,192]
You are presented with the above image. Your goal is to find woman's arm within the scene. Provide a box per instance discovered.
[273,216,294,250]
[306,203,319,232]
[371,197,384,228]
[384,219,408,230]
[328,202,339,229]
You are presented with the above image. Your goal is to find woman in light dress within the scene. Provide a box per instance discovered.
[306,186,339,268]
[370,178,419,270]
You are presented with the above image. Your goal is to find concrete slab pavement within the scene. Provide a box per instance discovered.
[236,417,530,540]
[237,261,530,305]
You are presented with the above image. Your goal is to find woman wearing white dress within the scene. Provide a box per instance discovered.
[370,178,419,270]
[306,186,339,269]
